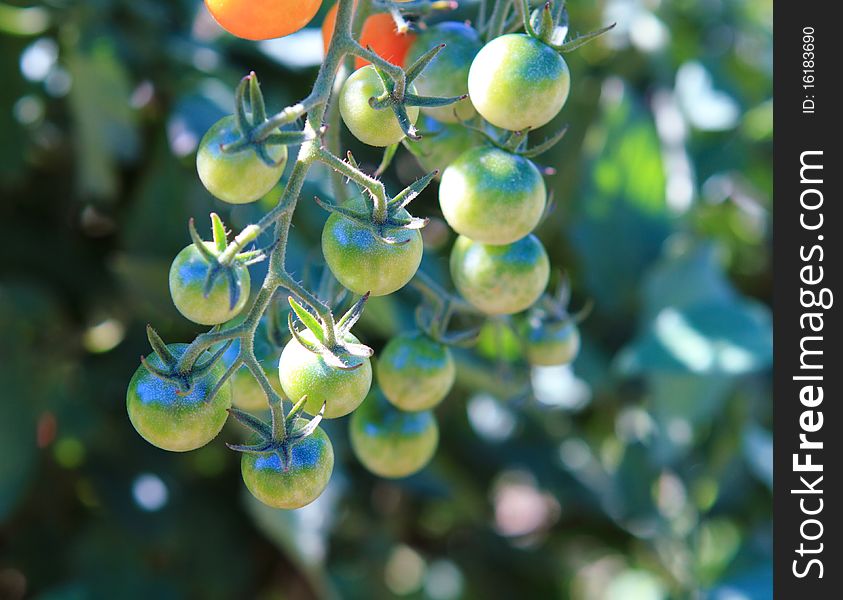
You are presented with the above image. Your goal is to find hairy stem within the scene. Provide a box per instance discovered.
[317,147,389,222]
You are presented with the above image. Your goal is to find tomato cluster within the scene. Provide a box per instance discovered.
[127,0,604,511]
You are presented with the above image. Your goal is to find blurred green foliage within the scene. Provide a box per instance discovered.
[1,0,771,598]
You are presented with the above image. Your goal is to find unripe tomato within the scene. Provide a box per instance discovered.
[349,389,439,478]
[240,422,334,509]
[278,329,373,419]
[468,34,570,131]
[322,5,415,69]
[439,146,546,245]
[339,66,420,147]
[406,116,481,175]
[377,331,455,411]
[520,318,581,366]
[450,234,550,315]
[322,197,423,297]
[205,0,322,41]
[169,242,251,326]
[127,344,232,452]
[405,22,482,123]
[197,116,287,204]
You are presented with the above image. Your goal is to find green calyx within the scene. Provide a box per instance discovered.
[287,294,374,370]
[411,271,483,347]
[189,213,263,311]
[316,150,435,237]
[455,114,570,158]
[226,394,325,471]
[140,324,231,396]
[221,72,315,164]
[522,0,616,53]
[367,44,468,140]
[531,272,593,328]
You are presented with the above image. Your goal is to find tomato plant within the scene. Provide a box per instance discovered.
[376,331,455,411]
[349,390,439,478]
[205,0,322,41]
[439,146,546,245]
[127,0,612,511]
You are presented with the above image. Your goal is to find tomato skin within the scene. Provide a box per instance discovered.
[520,319,581,366]
[322,6,415,69]
[279,329,373,419]
[349,390,438,478]
[322,197,423,297]
[339,66,420,147]
[205,0,322,41]
[405,22,482,123]
[377,331,455,411]
[196,116,287,204]
[169,242,251,326]
[450,234,550,315]
[127,344,232,452]
[240,421,334,509]
[406,116,481,175]
[468,34,570,131]
[439,146,546,245]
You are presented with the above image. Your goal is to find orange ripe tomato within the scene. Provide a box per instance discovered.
[205,0,322,41]
[322,3,416,69]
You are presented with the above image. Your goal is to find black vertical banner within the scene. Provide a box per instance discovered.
[774,1,841,597]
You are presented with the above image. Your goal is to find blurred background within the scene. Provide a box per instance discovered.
[0,0,772,598]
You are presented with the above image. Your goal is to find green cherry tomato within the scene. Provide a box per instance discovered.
[322,197,423,297]
[196,115,287,204]
[279,329,373,419]
[406,115,481,175]
[439,146,546,245]
[339,65,420,147]
[520,318,581,366]
[450,234,550,315]
[405,22,482,123]
[377,331,455,411]
[349,389,438,478]
[240,422,334,509]
[468,34,570,131]
[127,344,232,452]
[169,242,251,326]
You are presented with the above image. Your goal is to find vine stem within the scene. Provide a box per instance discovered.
[174,0,367,426]
[316,147,390,222]
[485,0,513,41]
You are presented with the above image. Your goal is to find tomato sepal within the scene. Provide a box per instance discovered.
[139,325,233,397]
[286,295,374,371]
[227,394,327,472]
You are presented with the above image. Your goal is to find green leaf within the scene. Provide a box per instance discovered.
[569,87,670,317]
[287,297,326,345]
[66,40,138,202]
[616,299,772,376]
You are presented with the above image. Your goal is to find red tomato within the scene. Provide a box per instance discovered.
[205,0,322,41]
[322,4,416,69]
